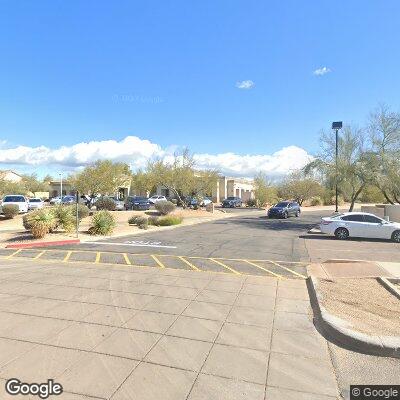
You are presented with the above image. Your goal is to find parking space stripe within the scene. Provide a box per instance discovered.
[244,260,282,278]
[210,258,241,275]
[95,252,101,264]
[123,253,131,265]
[178,256,200,271]
[151,254,165,268]
[269,260,307,279]
[33,250,46,260]
[63,251,72,262]
[6,249,22,259]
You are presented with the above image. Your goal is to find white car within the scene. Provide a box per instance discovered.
[148,195,167,204]
[1,195,29,213]
[28,198,44,210]
[49,196,62,205]
[320,212,400,242]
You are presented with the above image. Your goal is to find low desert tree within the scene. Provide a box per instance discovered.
[367,104,400,203]
[305,126,374,211]
[278,171,322,206]
[70,160,131,199]
[253,173,278,207]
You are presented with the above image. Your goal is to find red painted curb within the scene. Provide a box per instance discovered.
[5,239,80,249]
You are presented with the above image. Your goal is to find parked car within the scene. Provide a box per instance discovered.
[268,201,301,218]
[28,198,44,210]
[187,196,213,208]
[61,195,76,205]
[221,196,242,208]
[1,195,28,213]
[49,196,62,205]
[125,196,151,210]
[320,212,400,242]
[109,196,125,211]
[148,195,167,204]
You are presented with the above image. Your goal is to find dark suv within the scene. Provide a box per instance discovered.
[125,196,151,210]
[221,196,242,208]
[268,201,301,219]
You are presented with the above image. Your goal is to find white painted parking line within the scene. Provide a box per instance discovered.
[88,241,177,249]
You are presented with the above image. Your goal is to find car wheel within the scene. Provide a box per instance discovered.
[335,227,349,240]
[392,230,400,243]
[283,212,288,219]
[295,210,300,217]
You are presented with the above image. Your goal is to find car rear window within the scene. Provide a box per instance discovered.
[3,196,25,202]
[341,214,364,222]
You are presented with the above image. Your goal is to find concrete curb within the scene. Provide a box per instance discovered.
[6,239,80,249]
[379,277,400,300]
[307,276,400,358]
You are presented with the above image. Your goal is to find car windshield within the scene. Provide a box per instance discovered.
[133,197,147,201]
[275,202,289,207]
[226,197,236,200]
[29,199,41,202]
[3,196,25,202]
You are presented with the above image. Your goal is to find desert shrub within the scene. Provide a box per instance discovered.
[128,215,140,225]
[89,210,116,235]
[134,216,148,229]
[53,206,75,233]
[310,196,323,206]
[155,200,175,215]
[170,199,178,205]
[2,204,19,219]
[148,215,160,226]
[246,199,257,207]
[67,203,90,220]
[157,215,183,226]
[23,209,57,238]
[95,197,116,211]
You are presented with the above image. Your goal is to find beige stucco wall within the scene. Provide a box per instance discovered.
[384,205,400,222]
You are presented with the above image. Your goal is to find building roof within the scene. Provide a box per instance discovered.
[0,169,23,178]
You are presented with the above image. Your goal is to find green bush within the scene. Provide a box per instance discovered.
[53,206,75,233]
[89,210,116,235]
[157,215,183,226]
[148,215,160,226]
[246,199,257,207]
[23,209,57,238]
[67,203,90,220]
[95,197,116,211]
[2,204,19,218]
[310,196,323,206]
[134,216,148,229]
[128,215,140,225]
[155,200,175,215]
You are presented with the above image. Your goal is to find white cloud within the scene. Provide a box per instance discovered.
[0,136,312,179]
[313,66,331,76]
[236,80,255,89]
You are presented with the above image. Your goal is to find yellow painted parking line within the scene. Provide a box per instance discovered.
[95,252,101,264]
[33,250,46,260]
[151,254,165,268]
[63,251,72,262]
[6,249,22,259]
[210,258,241,275]
[244,260,282,278]
[269,260,307,279]
[178,256,200,271]
[123,253,131,265]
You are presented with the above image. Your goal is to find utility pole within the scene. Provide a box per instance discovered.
[332,121,343,213]
[59,173,63,200]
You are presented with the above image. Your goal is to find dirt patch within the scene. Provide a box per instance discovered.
[318,278,400,337]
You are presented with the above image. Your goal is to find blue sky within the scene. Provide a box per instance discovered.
[0,0,399,177]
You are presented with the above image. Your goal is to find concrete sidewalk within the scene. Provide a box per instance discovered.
[0,258,339,399]
[308,260,400,279]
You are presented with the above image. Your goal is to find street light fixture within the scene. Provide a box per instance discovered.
[331,121,343,213]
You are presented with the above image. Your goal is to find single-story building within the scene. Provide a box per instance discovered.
[0,170,23,183]
[154,175,255,203]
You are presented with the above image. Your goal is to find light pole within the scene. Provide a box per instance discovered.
[332,121,343,213]
[59,173,63,200]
